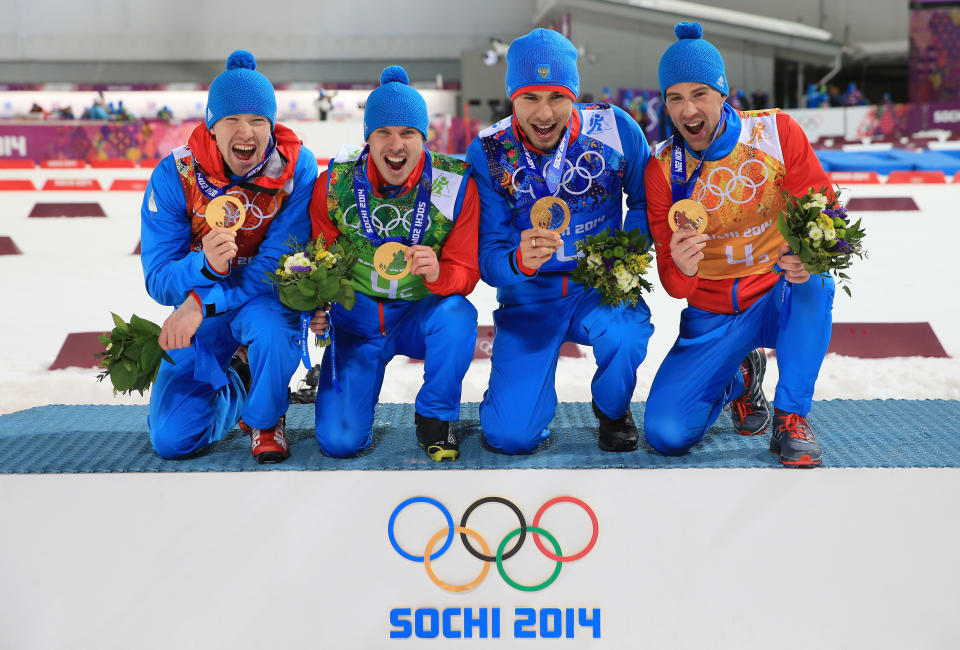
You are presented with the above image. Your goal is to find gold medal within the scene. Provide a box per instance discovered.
[530,196,571,234]
[205,195,246,230]
[668,199,708,234]
[373,241,410,280]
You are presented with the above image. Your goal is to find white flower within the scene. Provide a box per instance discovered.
[587,253,603,269]
[807,223,823,242]
[283,253,314,273]
[614,266,637,292]
[803,193,828,210]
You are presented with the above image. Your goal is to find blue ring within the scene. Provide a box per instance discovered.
[388,497,454,562]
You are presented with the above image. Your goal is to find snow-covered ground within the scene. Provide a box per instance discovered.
[1,167,958,415]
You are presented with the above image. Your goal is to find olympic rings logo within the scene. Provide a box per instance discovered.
[193,190,279,231]
[511,152,606,198]
[694,159,769,211]
[388,496,598,593]
[343,202,434,240]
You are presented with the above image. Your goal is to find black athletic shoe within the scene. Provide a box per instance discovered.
[770,409,822,468]
[415,413,459,461]
[290,363,321,404]
[592,401,639,452]
[729,348,772,436]
[230,346,252,394]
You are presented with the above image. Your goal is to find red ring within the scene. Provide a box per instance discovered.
[531,496,599,562]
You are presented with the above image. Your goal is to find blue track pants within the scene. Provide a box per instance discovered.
[148,294,300,459]
[480,289,654,454]
[644,275,835,456]
[314,292,478,458]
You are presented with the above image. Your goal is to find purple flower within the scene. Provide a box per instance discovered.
[290,265,313,272]
[824,207,849,223]
[827,239,852,253]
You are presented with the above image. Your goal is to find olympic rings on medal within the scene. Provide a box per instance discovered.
[387,496,597,592]
[694,159,770,210]
[194,190,279,231]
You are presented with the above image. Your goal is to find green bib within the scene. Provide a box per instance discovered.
[326,146,469,301]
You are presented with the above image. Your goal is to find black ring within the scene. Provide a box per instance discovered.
[459,497,526,562]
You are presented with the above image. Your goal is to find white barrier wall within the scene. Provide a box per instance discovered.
[1,469,958,649]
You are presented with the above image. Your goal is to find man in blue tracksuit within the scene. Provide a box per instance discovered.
[141,50,316,462]
[467,28,654,454]
[308,66,481,461]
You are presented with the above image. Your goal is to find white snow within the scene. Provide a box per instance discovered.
[1,168,958,415]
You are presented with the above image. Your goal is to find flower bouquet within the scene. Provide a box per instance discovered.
[95,313,174,395]
[776,188,867,296]
[570,228,654,307]
[265,236,359,347]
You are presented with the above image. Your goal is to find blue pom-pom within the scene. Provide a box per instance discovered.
[226,50,257,71]
[380,65,409,86]
[674,22,703,40]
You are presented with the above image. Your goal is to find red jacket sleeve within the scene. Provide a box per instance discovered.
[309,170,343,244]
[424,177,481,296]
[644,155,700,300]
[777,113,833,200]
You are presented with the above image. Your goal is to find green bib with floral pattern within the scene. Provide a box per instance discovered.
[325,145,469,301]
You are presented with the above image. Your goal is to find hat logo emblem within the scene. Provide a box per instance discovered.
[536,64,552,80]
[716,75,726,89]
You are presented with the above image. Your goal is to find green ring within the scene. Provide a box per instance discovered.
[496,526,562,592]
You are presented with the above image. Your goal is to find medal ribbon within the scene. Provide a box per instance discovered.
[194,136,277,201]
[352,145,433,246]
[669,120,725,203]
[518,120,572,198]
[298,309,342,392]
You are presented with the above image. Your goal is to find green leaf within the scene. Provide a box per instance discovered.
[110,312,129,334]
[109,362,136,393]
[129,314,162,337]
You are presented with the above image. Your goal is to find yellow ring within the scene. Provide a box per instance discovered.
[423,526,491,592]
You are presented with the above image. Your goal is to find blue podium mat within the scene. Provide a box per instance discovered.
[1,400,958,473]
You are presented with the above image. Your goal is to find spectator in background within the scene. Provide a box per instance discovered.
[84,98,109,120]
[804,84,826,108]
[750,90,769,111]
[844,82,865,106]
[314,89,336,121]
[54,106,75,119]
[27,103,47,119]
[827,84,843,107]
[156,105,174,120]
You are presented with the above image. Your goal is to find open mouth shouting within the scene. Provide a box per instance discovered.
[384,153,407,172]
[232,143,257,163]
[683,120,706,137]
[530,122,558,142]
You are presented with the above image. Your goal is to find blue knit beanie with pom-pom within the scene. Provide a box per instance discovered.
[658,22,728,98]
[205,50,277,128]
[363,66,429,141]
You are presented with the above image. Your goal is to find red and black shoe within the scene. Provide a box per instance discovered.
[239,415,290,464]
[728,348,772,436]
[770,409,822,468]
